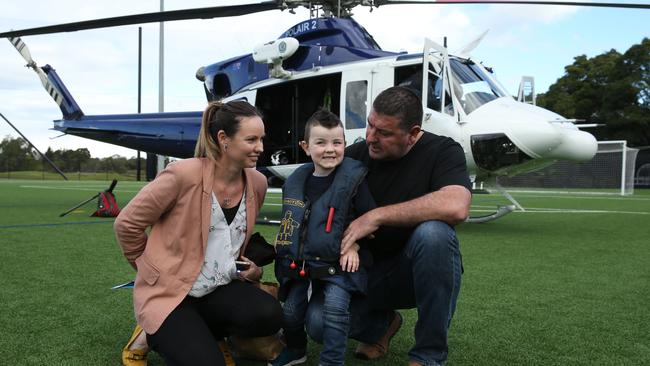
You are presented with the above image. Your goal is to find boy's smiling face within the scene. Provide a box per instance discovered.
[300,125,345,176]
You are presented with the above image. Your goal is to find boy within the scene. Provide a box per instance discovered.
[270,109,375,366]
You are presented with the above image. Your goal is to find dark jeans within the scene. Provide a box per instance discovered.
[283,280,352,366]
[146,280,282,366]
[305,220,462,365]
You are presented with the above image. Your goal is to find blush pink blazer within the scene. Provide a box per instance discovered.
[114,157,267,334]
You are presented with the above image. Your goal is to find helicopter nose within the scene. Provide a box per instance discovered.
[509,104,597,161]
[542,126,597,161]
[466,98,597,162]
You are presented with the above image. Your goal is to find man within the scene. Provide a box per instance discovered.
[305,86,471,366]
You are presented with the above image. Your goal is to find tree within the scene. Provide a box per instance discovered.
[603,38,650,146]
[538,39,650,147]
[0,136,40,171]
[43,147,92,172]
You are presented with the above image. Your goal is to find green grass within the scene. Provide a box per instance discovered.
[1,180,649,365]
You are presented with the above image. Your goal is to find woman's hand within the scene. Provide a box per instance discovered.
[237,255,263,282]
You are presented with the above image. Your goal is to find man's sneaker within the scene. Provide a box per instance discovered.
[354,311,403,360]
[267,348,307,366]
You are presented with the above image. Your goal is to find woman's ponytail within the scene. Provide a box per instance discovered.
[194,101,224,161]
[194,100,262,161]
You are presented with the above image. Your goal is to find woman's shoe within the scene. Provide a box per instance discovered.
[122,324,148,366]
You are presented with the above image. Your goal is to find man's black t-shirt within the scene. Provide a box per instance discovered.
[345,131,471,259]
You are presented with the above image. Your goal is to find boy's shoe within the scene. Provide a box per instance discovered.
[267,348,307,366]
[218,340,236,366]
[354,311,403,360]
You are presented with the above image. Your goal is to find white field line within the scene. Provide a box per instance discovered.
[19,185,647,214]
[20,184,283,205]
[471,207,649,215]
[509,194,650,202]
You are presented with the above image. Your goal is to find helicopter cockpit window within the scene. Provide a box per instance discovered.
[449,58,507,114]
[345,80,367,129]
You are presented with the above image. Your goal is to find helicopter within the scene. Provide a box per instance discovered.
[3,0,649,221]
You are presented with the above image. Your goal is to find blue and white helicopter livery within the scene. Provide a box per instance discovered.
[4,1,648,221]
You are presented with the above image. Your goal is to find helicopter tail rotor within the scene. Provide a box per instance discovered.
[9,37,65,107]
[7,37,83,120]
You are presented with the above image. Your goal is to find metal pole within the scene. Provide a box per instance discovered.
[157,0,166,174]
[0,112,68,180]
[621,141,627,196]
[137,26,142,181]
[159,0,164,114]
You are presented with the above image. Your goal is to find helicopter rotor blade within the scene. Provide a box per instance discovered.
[1,0,647,39]
[380,1,650,9]
[0,1,282,38]
[9,36,35,65]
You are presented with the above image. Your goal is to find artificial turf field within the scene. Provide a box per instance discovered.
[1,179,648,365]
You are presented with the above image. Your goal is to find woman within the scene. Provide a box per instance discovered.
[115,100,282,366]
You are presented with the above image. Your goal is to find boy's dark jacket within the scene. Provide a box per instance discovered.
[274,157,373,300]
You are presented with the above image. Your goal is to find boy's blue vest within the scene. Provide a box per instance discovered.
[274,158,367,263]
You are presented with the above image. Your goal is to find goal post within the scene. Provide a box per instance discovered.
[496,140,639,196]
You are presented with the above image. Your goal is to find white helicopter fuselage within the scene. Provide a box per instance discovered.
[225,38,597,183]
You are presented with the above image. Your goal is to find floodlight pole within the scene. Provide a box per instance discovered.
[157,0,166,174]
[0,112,68,180]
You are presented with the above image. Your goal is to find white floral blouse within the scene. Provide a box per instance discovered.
[188,192,247,297]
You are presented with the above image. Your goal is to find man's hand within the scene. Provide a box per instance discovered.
[340,246,360,272]
[341,210,379,255]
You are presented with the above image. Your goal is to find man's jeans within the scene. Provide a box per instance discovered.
[306,220,462,365]
[283,280,352,366]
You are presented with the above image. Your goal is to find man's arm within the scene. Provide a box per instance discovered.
[341,184,471,254]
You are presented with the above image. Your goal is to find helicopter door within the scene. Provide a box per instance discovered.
[340,70,372,145]
[422,38,458,121]
[255,74,342,166]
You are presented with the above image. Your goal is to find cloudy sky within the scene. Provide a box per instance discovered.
[0,0,648,158]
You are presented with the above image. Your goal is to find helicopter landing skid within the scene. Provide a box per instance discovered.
[466,204,516,223]
[466,181,523,223]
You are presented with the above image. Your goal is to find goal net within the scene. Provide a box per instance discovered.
[496,141,639,196]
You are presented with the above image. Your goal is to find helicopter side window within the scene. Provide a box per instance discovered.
[395,65,442,112]
[345,80,367,129]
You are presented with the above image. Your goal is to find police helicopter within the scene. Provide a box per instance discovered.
[3,0,648,222]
